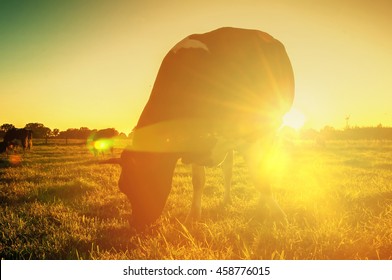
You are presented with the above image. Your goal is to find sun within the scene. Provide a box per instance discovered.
[282,108,306,130]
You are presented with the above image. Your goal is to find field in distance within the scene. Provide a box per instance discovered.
[0,138,391,259]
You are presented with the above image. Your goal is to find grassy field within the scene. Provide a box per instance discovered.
[0,138,391,260]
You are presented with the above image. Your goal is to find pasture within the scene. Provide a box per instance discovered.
[0,138,391,259]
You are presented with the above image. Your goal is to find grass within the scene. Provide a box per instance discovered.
[0,139,391,259]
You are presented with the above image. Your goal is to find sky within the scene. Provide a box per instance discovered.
[1,0,391,134]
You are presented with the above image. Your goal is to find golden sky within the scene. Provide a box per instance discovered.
[1,0,391,133]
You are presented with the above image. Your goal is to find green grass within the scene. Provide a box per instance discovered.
[1,139,391,259]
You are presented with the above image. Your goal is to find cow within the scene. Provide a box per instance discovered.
[1,128,33,152]
[0,141,6,154]
[105,27,295,230]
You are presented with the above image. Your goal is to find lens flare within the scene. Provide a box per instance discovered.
[9,154,22,166]
[87,133,114,155]
[94,140,105,150]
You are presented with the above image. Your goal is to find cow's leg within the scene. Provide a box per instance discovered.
[221,149,233,205]
[22,138,27,153]
[241,139,287,222]
[186,164,205,223]
[28,138,32,150]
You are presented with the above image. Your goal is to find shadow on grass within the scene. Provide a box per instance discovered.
[36,182,89,203]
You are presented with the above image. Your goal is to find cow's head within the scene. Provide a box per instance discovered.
[104,149,178,230]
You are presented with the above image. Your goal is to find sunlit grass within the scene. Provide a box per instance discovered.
[0,139,391,259]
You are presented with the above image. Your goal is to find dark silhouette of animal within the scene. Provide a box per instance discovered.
[104,27,295,230]
[1,128,32,153]
[0,141,6,154]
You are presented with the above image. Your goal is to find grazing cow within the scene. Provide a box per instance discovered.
[105,27,294,230]
[2,128,33,152]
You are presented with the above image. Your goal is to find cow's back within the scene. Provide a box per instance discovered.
[138,27,294,129]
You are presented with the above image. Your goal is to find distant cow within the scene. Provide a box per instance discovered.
[0,141,6,154]
[1,128,32,152]
[105,27,295,230]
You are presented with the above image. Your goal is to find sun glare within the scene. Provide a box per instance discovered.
[282,108,306,130]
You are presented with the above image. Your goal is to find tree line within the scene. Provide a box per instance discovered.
[300,125,392,141]
[0,123,130,140]
[1,122,391,141]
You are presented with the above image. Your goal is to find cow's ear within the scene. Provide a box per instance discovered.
[99,158,122,165]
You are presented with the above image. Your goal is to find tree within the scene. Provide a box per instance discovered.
[92,128,119,139]
[25,123,51,139]
[320,125,336,140]
[345,115,351,130]
[52,129,60,137]
[1,123,15,132]
[79,127,92,139]
[0,123,15,138]
[118,132,127,139]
